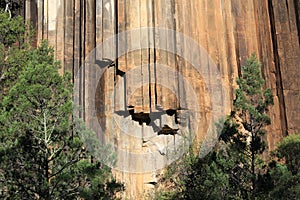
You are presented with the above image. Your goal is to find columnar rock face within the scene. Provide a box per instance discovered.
[24,0,299,199]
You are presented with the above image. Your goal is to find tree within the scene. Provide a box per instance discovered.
[0,41,124,199]
[0,12,123,198]
[156,149,236,200]
[155,55,274,200]
[219,54,274,198]
[0,9,29,99]
[276,134,300,175]
[262,134,300,199]
[0,12,26,47]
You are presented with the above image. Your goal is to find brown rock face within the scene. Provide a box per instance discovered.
[24,0,300,199]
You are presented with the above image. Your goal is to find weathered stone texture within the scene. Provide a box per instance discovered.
[24,0,300,199]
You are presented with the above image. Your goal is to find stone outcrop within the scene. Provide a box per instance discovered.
[23,0,300,199]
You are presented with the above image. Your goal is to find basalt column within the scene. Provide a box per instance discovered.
[24,0,300,199]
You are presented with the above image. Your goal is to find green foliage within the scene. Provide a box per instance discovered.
[256,135,300,199]
[0,12,26,47]
[228,54,273,195]
[74,117,117,167]
[214,54,274,198]
[267,163,300,199]
[0,10,31,98]
[234,54,273,126]
[155,147,248,200]
[0,44,30,87]
[155,55,276,200]
[276,134,300,175]
[257,134,300,199]
[0,26,123,199]
[181,151,232,200]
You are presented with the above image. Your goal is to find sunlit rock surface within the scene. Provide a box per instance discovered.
[23,0,299,199]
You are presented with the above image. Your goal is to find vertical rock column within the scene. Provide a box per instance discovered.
[22,0,300,199]
[269,0,300,135]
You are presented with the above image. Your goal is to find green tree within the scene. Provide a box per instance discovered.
[0,12,123,199]
[262,134,300,199]
[267,163,300,199]
[0,9,30,98]
[219,54,274,198]
[155,55,274,200]
[0,12,26,47]
[276,134,300,175]
[0,41,124,199]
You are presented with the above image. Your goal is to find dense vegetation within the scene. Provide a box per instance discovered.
[155,55,300,200]
[0,7,123,200]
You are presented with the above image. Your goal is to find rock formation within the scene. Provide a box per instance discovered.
[22,0,300,199]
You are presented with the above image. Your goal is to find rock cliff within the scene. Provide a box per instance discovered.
[23,0,299,199]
